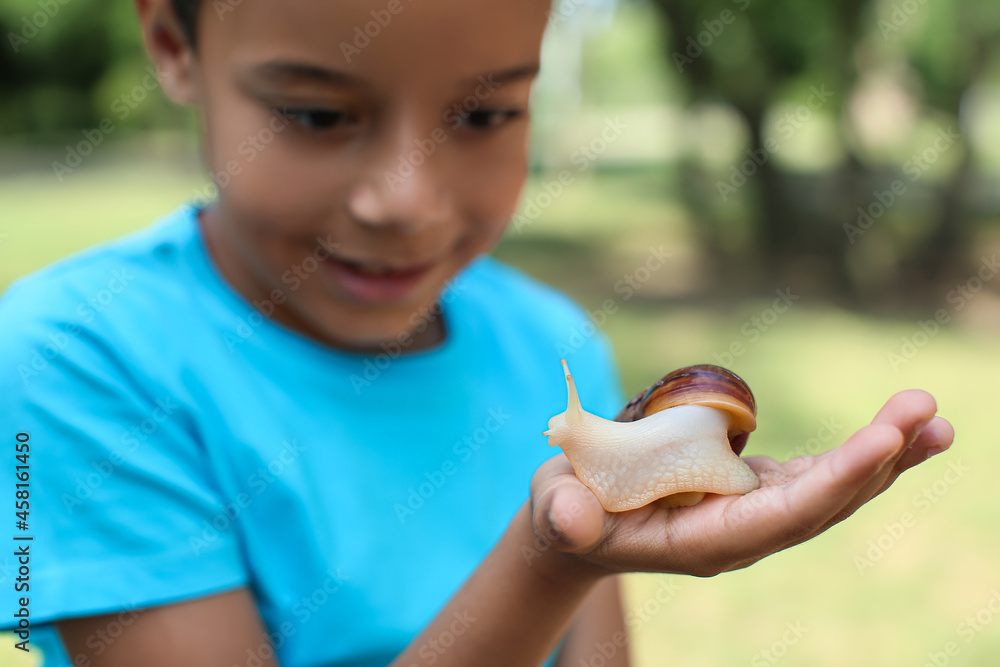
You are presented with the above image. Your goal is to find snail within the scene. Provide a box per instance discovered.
[544,360,760,511]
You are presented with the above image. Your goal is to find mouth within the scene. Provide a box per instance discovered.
[320,253,437,303]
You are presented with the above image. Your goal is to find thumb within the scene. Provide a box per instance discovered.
[531,455,611,553]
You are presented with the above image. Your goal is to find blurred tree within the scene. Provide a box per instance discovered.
[647,0,1000,305]
[3,0,1000,307]
[0,0,179,141]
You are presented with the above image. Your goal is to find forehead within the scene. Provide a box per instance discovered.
[201,0,551,88]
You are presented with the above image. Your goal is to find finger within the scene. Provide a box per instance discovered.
[863,416,956,502]
[530,453,578,495]
[870,389,938,454]
[530,455,610,553]
[795,416,955,546]
[727,422,904,556]
[803,403,951,538]
[893,416,955,472]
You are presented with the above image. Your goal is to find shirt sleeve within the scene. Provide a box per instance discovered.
[0,278,249,627]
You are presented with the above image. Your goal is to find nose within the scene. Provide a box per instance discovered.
[346,121,453,234]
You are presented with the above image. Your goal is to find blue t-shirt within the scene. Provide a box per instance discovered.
[0,203,624,667]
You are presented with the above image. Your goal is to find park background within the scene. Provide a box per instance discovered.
[2,0,999,664]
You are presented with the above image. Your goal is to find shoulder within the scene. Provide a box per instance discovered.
[454,256,623,415]
[0,204,202,390]
[457,255,597,344]
[0,204,197,324]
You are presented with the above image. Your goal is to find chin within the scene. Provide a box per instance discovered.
[319,316,426,353]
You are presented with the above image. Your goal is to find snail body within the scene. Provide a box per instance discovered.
[544,361,760,511]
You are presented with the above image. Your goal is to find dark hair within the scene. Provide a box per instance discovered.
[170,0,201,48]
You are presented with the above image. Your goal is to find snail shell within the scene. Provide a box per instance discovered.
[544,361,760,511]
[616,364,757,456]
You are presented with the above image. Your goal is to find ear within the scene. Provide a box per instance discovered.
[133,0,200,105]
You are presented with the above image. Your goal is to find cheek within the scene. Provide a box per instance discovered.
[199,91,349,232]
[453,130,530,236]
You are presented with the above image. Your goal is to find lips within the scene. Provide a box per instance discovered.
[321,253,436,303]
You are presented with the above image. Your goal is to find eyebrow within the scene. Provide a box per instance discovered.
[243,60,540,90]
[456,63,540,88]
[246,61,365,88]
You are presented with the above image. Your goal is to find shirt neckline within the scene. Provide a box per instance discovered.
[181,201,469,369]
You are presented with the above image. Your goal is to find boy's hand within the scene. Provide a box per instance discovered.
[530,389,954,578]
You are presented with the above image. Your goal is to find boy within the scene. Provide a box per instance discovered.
[0,0,953,665]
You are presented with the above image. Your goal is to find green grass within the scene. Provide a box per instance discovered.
[2,156,998,666]
[613,306,1000,666]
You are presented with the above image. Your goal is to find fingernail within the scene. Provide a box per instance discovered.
[546,509,576,549]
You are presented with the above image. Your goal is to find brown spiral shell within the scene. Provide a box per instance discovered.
[614,364,757,455]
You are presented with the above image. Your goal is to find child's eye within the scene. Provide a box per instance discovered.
[275,107,349,131]
[455,109,523,130]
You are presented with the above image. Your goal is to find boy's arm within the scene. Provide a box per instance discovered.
[388,502,609,666]
[56,587,279,667]
[554,576,631,667]
[56,503,608,667]
[59,391,951,667]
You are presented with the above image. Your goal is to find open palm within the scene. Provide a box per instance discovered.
[530,389,954,577]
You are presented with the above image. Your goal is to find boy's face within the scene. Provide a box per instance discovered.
[168,0,550,350]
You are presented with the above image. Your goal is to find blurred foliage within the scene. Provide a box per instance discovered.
[2,0,1000,309]
[644,0,1000,306]
[0,0,189,141]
